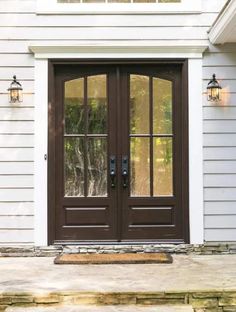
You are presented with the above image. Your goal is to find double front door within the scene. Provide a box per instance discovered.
[49,62,189,243]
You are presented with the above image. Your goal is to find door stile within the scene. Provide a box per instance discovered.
[149,76,154,197]
[115,66,122,242]
[55,74,65,238]
[119,68,130,241]
[108,68,119,240]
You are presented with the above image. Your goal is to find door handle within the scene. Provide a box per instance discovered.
[109,156,116,188]
[122,156,129,188]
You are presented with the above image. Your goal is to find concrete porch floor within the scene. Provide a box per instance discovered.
[0,254,235,293]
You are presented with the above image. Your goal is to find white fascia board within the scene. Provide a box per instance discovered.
[36,0,201,15]
[29,41,208,59]
[209,0,236,44]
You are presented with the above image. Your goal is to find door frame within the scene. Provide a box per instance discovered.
[49,61,189,244]
[33,52,204,246]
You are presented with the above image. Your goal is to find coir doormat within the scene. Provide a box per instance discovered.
[54,253,173,264]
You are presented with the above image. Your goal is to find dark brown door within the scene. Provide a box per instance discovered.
[49,62,189,244]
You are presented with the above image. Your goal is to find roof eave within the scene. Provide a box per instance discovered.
[209,0,236,44]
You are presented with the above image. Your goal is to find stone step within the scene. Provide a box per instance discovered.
[6,305,194,312]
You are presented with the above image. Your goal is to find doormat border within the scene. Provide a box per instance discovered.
[54,252,173,264]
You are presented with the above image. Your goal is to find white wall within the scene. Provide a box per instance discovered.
[0,0,229,244]
[203,43,236,242]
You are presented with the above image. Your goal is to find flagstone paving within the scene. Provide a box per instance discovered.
[6,305,194,312]
[0,254,235,293]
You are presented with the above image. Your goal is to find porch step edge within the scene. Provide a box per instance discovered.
[5,305,194,312]
[0,290,236,311]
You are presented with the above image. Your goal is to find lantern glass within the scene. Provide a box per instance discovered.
[207,74,221,102]
[8,76,23,103]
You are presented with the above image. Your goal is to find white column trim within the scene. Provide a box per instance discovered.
[34,59,48,246]
[33,49,205,246]
[188,59,204,244]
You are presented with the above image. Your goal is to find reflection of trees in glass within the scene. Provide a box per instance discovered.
[64,138,84,196]
[130,75,149,134]
[87,138,107,196]
[64,94,107,197]
[154,138,173,195]
[153,78,172,134]
[65,98,84,134]
[130,137,150,196]
[130,76,173,196]
[88,98,107,134]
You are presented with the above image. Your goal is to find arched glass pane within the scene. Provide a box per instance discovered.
[153,77,172,135]
[87,74,107,134]
[130,74,150,134]
[64,78,84,134]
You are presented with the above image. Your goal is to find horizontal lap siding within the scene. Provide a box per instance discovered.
[203,45,236,242]
[0,0,35,244]
[0,0,227,245]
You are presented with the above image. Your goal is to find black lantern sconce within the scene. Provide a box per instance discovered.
[207,74,222,102]
[8,76,23,103]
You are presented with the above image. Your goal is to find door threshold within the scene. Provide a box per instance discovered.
[53,239,186,246]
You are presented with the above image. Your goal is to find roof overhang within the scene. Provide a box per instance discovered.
[209,0,236,44]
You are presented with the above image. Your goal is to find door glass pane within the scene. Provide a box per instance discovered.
[153,78,172,134]
[88,75,107,134]
[87,138,107,197]
[64,137,84,197]
[130,137,150,196]
[130,75,150,134]
[64,78,84,134]
[153,137,173,196]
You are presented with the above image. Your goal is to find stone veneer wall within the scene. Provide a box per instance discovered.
[0,291,236,312]
[0,243,236,257]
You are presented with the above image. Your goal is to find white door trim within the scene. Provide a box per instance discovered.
[32,44,205,246]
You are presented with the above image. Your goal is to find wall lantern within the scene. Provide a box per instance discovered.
[207,74,222,102]
[8,76,23,103]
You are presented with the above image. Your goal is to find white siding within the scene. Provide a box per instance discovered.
[203,44,236,242]
[0,0,230,245]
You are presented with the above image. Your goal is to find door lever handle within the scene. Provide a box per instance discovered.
[109,156,116,188]
[122,156,129,188]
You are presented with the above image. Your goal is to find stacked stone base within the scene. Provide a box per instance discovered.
[1,291,236,312]
[0,243,236,257]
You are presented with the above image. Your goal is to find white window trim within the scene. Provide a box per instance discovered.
[37,0,201,15]
[31,42,206,246]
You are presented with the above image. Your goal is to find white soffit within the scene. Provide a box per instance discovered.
[29,41,208,59]
[209,0,236,44]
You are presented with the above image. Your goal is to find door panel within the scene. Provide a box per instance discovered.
[120,65,186,241]
[50,62,189,243]
[54,66,117,242]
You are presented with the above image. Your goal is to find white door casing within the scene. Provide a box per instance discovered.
[31,43,206,245]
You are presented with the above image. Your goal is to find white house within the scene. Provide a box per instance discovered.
[0,0,235,247]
